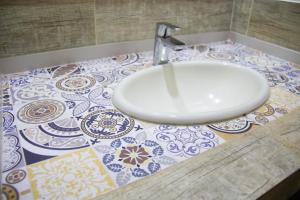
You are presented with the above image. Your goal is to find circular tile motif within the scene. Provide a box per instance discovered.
[56,75,96,92]
[2,184,19,200]
[17,99,65,124]
[253,104,275,116]
[207,118,252,134]
[81,109,135,139]
[6,169,26,184]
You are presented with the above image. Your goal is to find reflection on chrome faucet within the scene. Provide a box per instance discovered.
[153,22,185,66]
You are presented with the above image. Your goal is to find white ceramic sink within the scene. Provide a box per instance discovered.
[112,61,270,124]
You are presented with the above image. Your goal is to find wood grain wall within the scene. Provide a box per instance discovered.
[1,0,299,58]
[231,0,300,51]
[0,0,95,58]
[0,0,233,58]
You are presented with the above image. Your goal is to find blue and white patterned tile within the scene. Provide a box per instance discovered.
[79,57,121,74]
[2,83,13,108]
[269,62,300,79]
[92,130,177,187]
[207,117,255,134]
[2,167,33,200]
[8,68,50,88]
[90,66,144,89]
[150,125,225,160]
[18,117,90,165]
[2,126,26,173]
[284,79,300,96]
[79,108,144,146]
[61,84,114,118]
[11,80,59,107]
[2,106,15,134]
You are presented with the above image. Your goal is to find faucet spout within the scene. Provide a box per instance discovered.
[153,22,185,66]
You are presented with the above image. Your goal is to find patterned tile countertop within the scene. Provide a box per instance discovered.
[1,41,300,200]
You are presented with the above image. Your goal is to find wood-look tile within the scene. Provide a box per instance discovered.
[0,0,95,58]
[248,0,300,51]
[231,0,253,34]
[95,0,233,44]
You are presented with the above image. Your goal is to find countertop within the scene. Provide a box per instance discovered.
[1,40,300,200]
[95,107,300,200]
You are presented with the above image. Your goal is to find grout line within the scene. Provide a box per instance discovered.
[229,0,236,31]
[246,0,255,35]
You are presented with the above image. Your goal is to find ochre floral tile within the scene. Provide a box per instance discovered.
[269,86,300,111]
[27,148,115,200]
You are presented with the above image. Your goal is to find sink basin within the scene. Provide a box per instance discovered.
[112,61,270,124]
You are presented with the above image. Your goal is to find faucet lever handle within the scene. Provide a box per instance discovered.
[156,22,181,38]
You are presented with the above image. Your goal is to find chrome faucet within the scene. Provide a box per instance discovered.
[153,22,185,66]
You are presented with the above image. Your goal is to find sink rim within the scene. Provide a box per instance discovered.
[112,60,270,124]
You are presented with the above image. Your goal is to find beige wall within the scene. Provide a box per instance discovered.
[95,0,232,44]
[231,0,300,51]
[0,0,299,58]
[0,0,95,58]
[0,0,232,58]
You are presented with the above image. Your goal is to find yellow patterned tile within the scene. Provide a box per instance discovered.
[27,148,115,200]
[270,86,300,111]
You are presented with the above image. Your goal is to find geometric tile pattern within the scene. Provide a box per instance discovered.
[2,41,300,199]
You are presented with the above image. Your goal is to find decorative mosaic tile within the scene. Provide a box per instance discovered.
[283,79,300,96]
[2,40,300,199]
[17,99,65,124]
[2,183,19,200]
[246,103,288,125]
[8,68,50,88]
[207,117,254,135]
[13,97,72,130]
[79,57,121,73]
[27,148,115,200]
[2,126,26,173]
[11,82,58,105]
[19,117,90,161]
[2,83,13,107]
[55,74,97,92]
[151,125,225,159]
[268,86,300,111]
[88,60,151,89]
[1,167,33,200]
[93,131,177,186]
[79,108,144,145]
[61,85,114,117]
[47,63,82,79]
[2,106,15,134]
[112,53,139,66]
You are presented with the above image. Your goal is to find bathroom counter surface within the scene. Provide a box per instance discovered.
[96,107,300,200]
[1,41,300,200]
